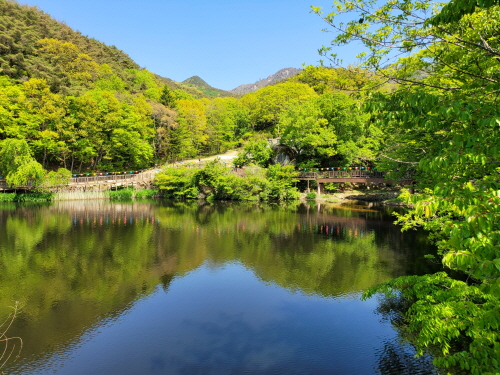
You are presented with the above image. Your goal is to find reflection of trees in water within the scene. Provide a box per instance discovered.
[0,200,438,373]
[375,339,437,375]
[369,294,439,375]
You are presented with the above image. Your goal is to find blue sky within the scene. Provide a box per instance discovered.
[19,0,359,91]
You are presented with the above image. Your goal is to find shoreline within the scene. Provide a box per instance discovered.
[300,189,406,206]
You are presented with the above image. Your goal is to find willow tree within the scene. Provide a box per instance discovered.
[0,138,45,188]
[313,0,500,373]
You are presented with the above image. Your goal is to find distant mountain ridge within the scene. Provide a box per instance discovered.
[182,76,233,98]
[230,68,302,95]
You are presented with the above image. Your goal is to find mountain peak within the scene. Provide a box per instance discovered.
[181,76,232,98]
[182,76,211,88]
[230,68,302,95]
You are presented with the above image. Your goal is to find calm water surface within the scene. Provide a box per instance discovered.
[0,200,441,374]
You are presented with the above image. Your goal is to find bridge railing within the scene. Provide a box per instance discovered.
[298,170,385,179]
[69,172,157,184]
[166,161,233,169]
[1,172,159,190]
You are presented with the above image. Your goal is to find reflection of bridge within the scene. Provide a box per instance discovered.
[298,170,414,195]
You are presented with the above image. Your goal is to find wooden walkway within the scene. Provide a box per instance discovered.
[297,170,414,195]
[298,170,386,182]
[0,172,158,192]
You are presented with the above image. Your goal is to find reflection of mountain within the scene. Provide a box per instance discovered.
[0,201,438,373]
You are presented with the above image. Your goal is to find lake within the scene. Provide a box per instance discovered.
[0,199,441,374]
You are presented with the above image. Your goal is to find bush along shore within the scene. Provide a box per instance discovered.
[154,160,299,201]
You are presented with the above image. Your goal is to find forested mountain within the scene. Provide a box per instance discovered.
[155,74,212,99]
[0,0,385,188]
[0,0,213,99]
[0,0,247,182]
[181,76,233,98]
[2,0,499,372]
[0,0,139,92]
[230,67,302,95]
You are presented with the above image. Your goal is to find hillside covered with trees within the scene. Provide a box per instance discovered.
[0,0,387,189]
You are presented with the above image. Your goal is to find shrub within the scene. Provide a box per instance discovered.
[13,192,54,202]
[323,182,339,193]
[134,189,159,199]
[194,159,231,198]
[107,189,133,200]
[154,160,300,201]
[234,136,273,167]
[154,167,199,199]
[306,192,317,200]
[265,164,300,200]
[0,193,16,202]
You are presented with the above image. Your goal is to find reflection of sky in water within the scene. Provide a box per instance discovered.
[30,263,435,375]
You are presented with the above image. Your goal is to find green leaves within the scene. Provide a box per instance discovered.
[0,138,45,188]
[154,161,299,201]
[364,272,500,374]
[318,0,500,371]
[234,135,274,168]
[241,81,317,132]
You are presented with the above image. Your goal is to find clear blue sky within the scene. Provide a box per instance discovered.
[19,0,359,91]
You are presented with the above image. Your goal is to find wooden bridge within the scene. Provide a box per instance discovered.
[0,172,158,192]
[297,170,414,195]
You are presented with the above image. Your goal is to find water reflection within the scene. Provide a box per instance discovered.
[0,200,441,374]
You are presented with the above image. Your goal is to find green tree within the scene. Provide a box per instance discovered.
[279,99,336,162]
[314,0,500,373]
[172,89,195,102]
[0,138,45,188]
[172,99,207,159]
[21,78,67,168]
[36,38,102,93]
[149,101,178,163]
[265,164,300,200]
[292,65,384,94]
[159,85,176,108]
[125,68,161,99]
[279,93,376,166]
[41,167,71,190]
[94,64,127,92]
[241,81,318,133]
[0,76,39,140]
[202,97,241,154]
[234,135,274,167]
